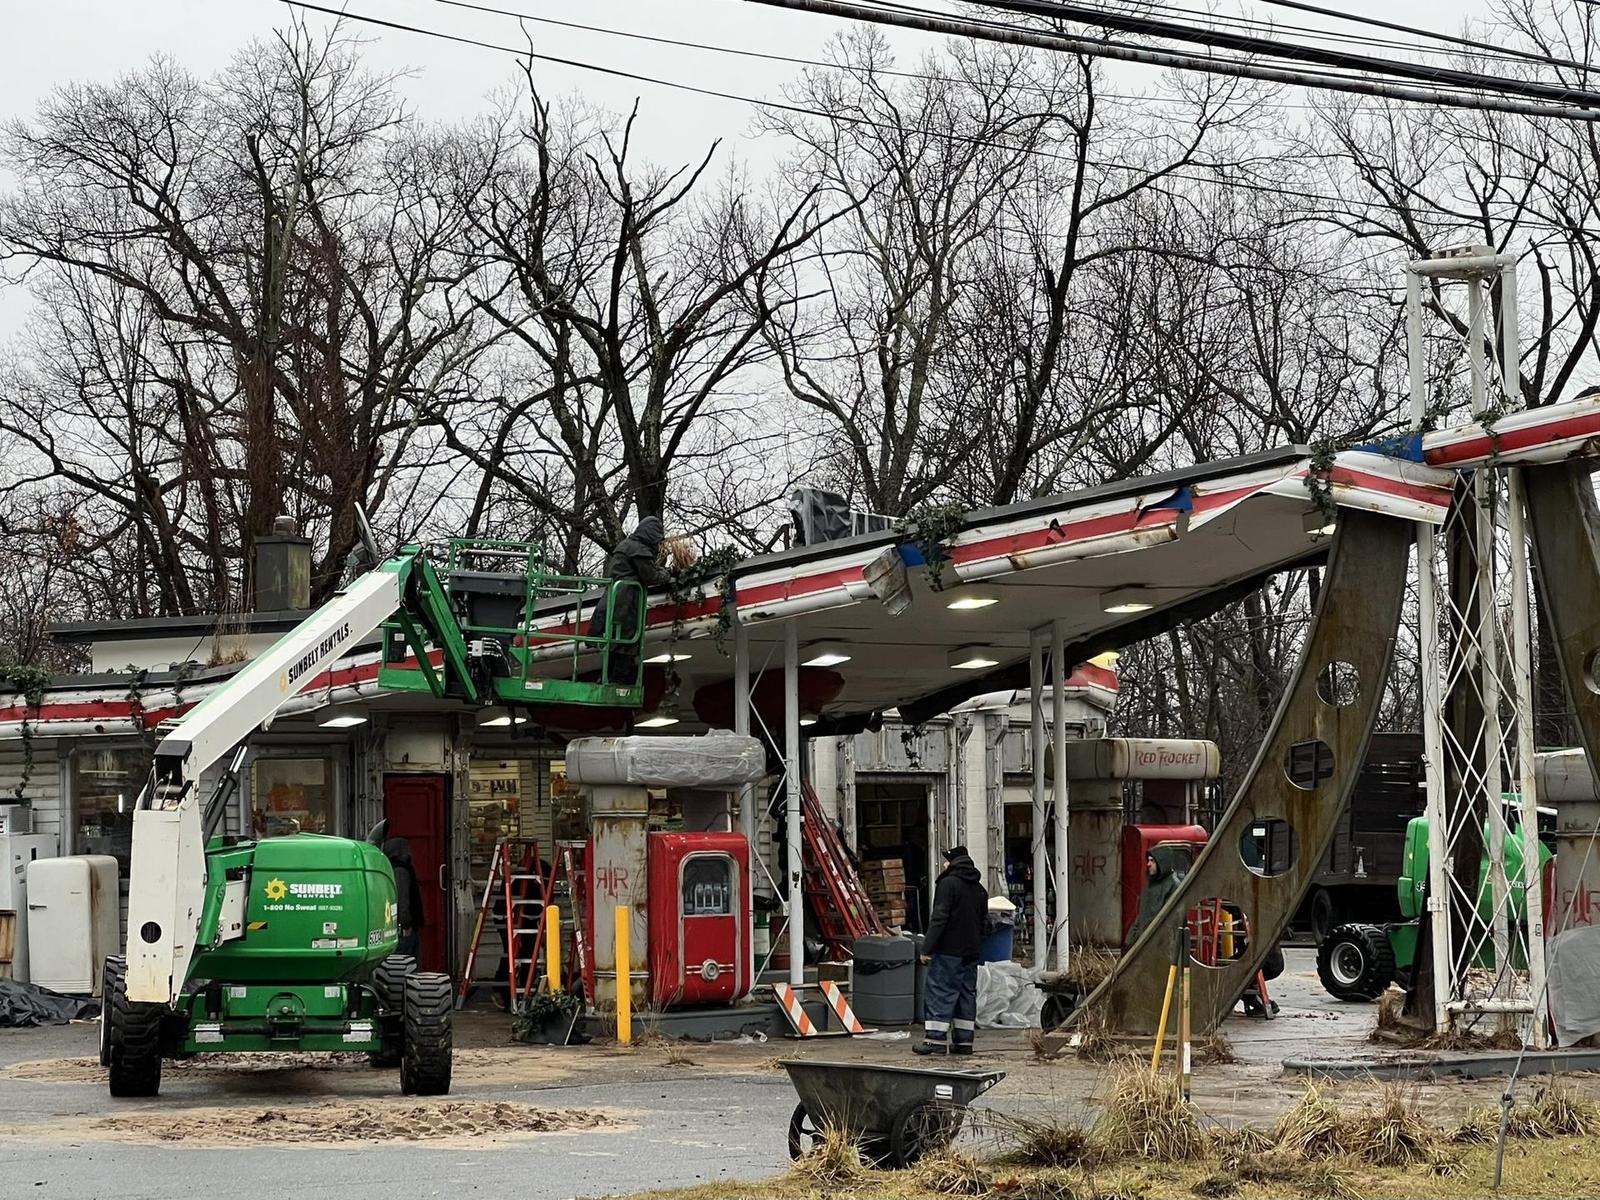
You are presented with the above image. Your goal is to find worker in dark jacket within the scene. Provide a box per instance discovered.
[383,837,426,960]
[589,516,671,685]
[1126,845,1187,946]
[915,846,989,1056]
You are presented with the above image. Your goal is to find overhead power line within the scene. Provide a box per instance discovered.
[960,0,1600,109]
[742,0,1600,120]
[1258,0,1598,73]
[280,0,1600,238]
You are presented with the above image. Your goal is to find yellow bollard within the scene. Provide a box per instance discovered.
[546,906,562,994]
[615,905,632,1045]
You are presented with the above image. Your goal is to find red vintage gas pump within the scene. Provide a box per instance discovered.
[646,832,752,1007]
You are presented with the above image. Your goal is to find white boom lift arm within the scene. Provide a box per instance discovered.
[124,568,406,1004]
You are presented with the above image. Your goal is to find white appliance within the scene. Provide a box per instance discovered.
[0,833,58,982]
[27,855,119,995]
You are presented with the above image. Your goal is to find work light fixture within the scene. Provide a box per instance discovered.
[801,642,852,668]
[480,710,529,727]
[943,585,999,611]
[948,645,1000,671]
[1100,587,1154,614]
[643,650,692,664]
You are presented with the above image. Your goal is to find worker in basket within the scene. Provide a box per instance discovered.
[588,516,675,684]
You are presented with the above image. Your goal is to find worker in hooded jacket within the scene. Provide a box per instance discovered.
[589,515,672,684]
[915,846,989,1056]
[1126,845,1188,946]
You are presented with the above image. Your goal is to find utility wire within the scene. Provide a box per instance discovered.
[742,0,1600,119]
[283,1,1600,230]
[961,0,1600,108]
[1258,0,1599,73]
[429,0,1546,111]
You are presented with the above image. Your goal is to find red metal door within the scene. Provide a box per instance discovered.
[383,774,449,973]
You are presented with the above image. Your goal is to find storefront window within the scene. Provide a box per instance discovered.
[252,758,334,837]
[468,761,522,881]
[72,747,150,876]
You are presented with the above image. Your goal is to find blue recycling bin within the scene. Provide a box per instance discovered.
[980,914,1015,963]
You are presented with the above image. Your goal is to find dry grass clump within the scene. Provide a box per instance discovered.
[788,1125,868,1187]
[1272,1081,1347,1159]
[663,1043,698,1067]
[1026,1028,1054,1062]
[1071,1009,1132,1064]
[1064,947,1118,993]
[916,1150,993,1195]
[1229,1150,1360,1200]
[1208,1124,1274,1159]
[995,1113,1097,1168]
[1455,1079,1600,1144]
[989,1174,1080,1200]
[1342,1085,1439,1167]
[1093,1064,1207,1162]
[1190,1171,1240,1197]
[1194,1033,1238,1066]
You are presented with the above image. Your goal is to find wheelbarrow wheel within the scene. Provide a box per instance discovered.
[787,1103,820,1160]
[890,1100,961,1168]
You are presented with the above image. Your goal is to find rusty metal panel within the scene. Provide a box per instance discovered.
[1068,803,1124,947]
[589,784,651,1010]
[1524,464,1600,934]
[1057,510,1411,1040]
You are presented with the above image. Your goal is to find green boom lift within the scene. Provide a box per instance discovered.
[103,537,648,1096]
[1315,810,1551,1001]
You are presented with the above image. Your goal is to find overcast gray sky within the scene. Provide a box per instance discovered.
[1,0,1506,168]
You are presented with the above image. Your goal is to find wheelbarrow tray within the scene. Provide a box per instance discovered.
[780,1059,1005,1167]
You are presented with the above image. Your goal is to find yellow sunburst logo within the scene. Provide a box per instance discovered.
[264,878,288,902]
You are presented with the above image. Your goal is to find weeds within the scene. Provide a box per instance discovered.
[1093,1064,1206,1162]
[663,1044,698,1068]
[1272,1081,1346,1159]
[995,1114,1096,1168]
[916,1151,992,1196]
[788,1125,867,1187]
[1194,1034,1238,1066]
[1343,1085,1438,1168]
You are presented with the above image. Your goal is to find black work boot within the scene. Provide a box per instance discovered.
[951,1044,975,1056]
[912,1040,948,1056]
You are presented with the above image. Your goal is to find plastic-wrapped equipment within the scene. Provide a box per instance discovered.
[976,959,1046,1029]
[564,731,767,788]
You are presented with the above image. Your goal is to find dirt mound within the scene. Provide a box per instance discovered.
[7,1047,570,1088]
[94,1100,612,1145]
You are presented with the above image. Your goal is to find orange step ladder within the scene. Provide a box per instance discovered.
[799,782,885,958]
[456,838,551,1011]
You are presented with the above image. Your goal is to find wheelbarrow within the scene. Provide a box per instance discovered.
[781,1059,1006,1168]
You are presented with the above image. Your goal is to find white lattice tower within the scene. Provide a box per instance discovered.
[1407,247,1547,1046]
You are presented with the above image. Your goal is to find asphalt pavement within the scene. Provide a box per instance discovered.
[0,949,1366,1200]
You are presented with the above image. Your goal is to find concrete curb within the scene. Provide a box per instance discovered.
[1284,1048,1600,1081]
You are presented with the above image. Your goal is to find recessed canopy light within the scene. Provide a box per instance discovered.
[318,712,367,729]
[802,642,852,668]
[799,716,818,727]
[948,646,1000,671]
[643,651,693,664]
[944,585,999,611]
[1101,587,1154,614]
[636,714,680,729]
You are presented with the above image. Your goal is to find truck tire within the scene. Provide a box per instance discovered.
[1316,923,1395,1001]
[99,956,125,1067]
[400,972,452,1096]
[369,955,417,1068]
[105,964,164,1098]
[1310,889,1338,943]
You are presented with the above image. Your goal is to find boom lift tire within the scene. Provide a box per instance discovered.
[369,954,417,1068]
[400,972,452,1096]
[105,965,164,1098]
[99,955,125,1067]
[1316,923,1395,1001]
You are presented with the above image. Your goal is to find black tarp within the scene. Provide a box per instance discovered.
[0,978,99,1026]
